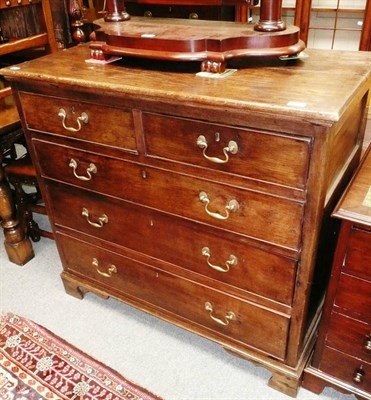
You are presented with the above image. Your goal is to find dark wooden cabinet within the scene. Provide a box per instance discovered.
[1,45,370,397]
[124,3,235,20]
[85,0,238,22]
[303,145,371,400]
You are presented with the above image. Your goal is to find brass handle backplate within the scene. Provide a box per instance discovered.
[58,108,89,132]
[199,191,239,220]
[364,335,371,354]
[197,135,238,164]
[69,158,97,181]
[352,366,365,384]
[201,247,237,272]
[92,258,117,278]
[204,302,236,326]
[82,207,108,228]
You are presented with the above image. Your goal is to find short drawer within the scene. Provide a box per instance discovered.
[142,112,311,190]
[35,140,304,251]
[326,312,371,361]
[335,273,371,323]
[57,232,290,360]
[48,183,297,305]
[343,226,371,282]
[19,92,137,152]
[320,347,371,394]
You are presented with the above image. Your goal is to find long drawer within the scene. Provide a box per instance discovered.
[143,112,311,190]
[47,183,297,305]
[326,312,371,361]
[57,231,290,360]
[19,92,137,152]
[34,140,304,251]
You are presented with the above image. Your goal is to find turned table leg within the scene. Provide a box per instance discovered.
[0,155,34,265]
[255,0,286,32]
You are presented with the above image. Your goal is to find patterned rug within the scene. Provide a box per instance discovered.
[0,313,163,400]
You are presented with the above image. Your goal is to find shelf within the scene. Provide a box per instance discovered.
[309,8,365,12]
[0,34,50,57]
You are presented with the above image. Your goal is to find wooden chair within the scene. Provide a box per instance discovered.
[0,0,57,253]
[5,154,54,242]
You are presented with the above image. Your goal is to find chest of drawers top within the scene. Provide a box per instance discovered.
[1,45,370,129]
[333,145,371,228]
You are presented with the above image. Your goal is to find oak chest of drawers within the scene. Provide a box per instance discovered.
[2,45,370,397]
[303,145,371,399]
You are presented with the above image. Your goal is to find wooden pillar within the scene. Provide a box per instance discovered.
[68,0,86,43]
[255,0,286,32]
[359,0,371,51]
[294,0,312,45]
[0,154,34,266]
[104,0,130,22]
[235,4,248,23]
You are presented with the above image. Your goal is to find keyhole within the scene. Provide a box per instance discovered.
[215,132,220,142]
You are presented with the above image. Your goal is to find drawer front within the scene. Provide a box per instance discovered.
[320,347,371,394]
[335,273,371,323]
[57,232,290,360]
[48,183,297,305]
[20,92,137,151]
[143,112,311,189]
[34,140,304,250]
[344,226,371,282]
[125,4,235,20]
[326,312,371,361]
